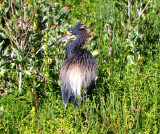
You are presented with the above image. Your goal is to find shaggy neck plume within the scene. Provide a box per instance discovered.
[65,30,90,59]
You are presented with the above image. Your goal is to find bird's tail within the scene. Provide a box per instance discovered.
[61,82,71,108]
[61,82,79,108]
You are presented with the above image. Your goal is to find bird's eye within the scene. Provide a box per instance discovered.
[79,24,86,30]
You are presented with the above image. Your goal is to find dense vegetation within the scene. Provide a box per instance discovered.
[0,0,159,133]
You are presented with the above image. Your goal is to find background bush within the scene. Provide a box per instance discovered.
[0,0,159,133]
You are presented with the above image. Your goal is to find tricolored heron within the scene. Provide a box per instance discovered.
[52,24,98,108]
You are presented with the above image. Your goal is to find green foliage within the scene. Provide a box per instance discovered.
[0,0,159,133]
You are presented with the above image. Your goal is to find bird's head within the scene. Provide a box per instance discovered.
[50,24,90,46]
[70,23,86,36]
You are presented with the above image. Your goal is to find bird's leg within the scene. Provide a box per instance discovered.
[82,85,88,124]
[84,89,88,124]
[63,104,67,118]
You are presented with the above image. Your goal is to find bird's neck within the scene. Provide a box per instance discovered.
[65,33,89,59]
[65,41,82,59]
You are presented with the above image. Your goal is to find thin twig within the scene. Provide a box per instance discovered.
[3,2,19,47]
[55,45,60,78]
[0,25,16,45]
[23,3,38,50]
[3,17,19,47]
[106,121,117,134]
[141,0,151,16]
[32,72,39,111]
[20,1,24,37]
[137,0,151,23]
[11,1,21,44]
[24,48,31,59]
[128,0,131,18]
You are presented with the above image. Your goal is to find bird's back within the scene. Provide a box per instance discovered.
[60,49,97,107]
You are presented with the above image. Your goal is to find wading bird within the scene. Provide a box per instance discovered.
[51,24,98,108]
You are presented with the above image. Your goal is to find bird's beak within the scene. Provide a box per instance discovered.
[50,31,76,47]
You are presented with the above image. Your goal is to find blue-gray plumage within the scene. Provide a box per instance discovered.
[53,24,98,108]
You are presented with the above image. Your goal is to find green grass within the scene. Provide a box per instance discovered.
[1,61,159,133]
